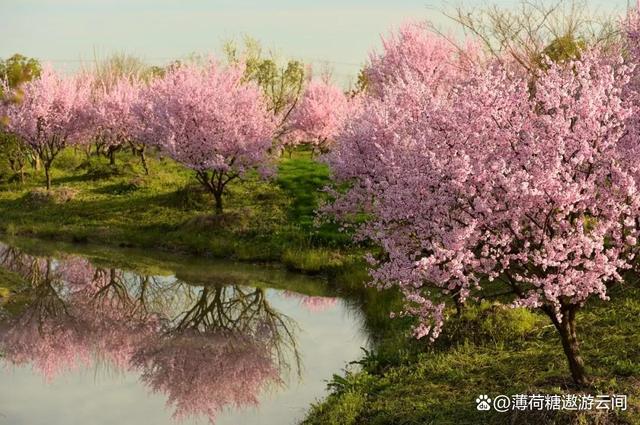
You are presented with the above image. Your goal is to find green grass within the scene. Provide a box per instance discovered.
[0,147,359,273]
[2,236,335,297]
[0,267,27,296]
[302,283,640,425]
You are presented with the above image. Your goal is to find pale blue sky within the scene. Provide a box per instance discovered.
[0,0,631,86]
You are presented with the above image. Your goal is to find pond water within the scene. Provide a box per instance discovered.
[0,239,369,425]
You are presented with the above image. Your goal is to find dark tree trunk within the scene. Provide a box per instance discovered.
[213,190,223,215]
[195,169,237,215]
[453,291,465,317]
[545,305,589,387]
[109,148,116,166]
[44,164,51,190]
[139,148,149,175]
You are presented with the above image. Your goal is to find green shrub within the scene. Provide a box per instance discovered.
[282,247,346,273]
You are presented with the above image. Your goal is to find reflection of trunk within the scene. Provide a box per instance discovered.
[544,305,589,387]
[172,284,300,372]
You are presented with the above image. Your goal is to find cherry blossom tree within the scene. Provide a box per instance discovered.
[365,22,478,97]
[2,67,94,189]
[93,76,150,173]
[326,48,639,386]
[285,80,350,154]
[139,61,275,213]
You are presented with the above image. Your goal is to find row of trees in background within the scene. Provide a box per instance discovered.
[0,42,352,211]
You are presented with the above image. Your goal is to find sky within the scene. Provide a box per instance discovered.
[0,0,633,87]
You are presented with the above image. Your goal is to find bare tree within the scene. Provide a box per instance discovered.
[431,0,620,73]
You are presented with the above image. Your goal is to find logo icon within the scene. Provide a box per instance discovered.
[476,395,492,411]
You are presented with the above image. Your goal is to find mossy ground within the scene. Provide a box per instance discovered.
[0,147,357,273]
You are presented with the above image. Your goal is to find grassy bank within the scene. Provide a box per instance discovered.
[302,280,640,425]
[0,147,357,273]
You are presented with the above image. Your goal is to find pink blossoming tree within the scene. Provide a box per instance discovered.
[365,22,478,98]
[2,67,94,189]
[93,76,150,173]
[327,48,639,386]
[139,62,275,213]
[285,80,350,154]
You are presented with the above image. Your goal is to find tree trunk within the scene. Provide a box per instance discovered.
[453,291,465,317]
[547,306,589,387]
[213,191,223,214]
[109,149,116,166]
[139,148,149,175]
[44,164,51,190]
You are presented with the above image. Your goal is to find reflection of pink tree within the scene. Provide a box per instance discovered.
[133,330,281,422]
[131,284,298,422]
[285,80,349,153]
[57,256,99,294]
[282,291,338,312]
[0,254,91,381]
[0,251,158,378]
[0,243,49,284]
[0,247,299,424]
[0,314,91,382]
[65,266,161,370]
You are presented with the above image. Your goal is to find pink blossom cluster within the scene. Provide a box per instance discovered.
[137,62,275,175]
[92,76,142,151]
[1,61,278,194]
[326,22,640,343]
[2,66,94,151]
[284,80,351,152]
[365,22,479,98]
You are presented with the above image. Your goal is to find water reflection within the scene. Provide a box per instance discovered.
[0,243,348,424]
[282,291,338,312]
